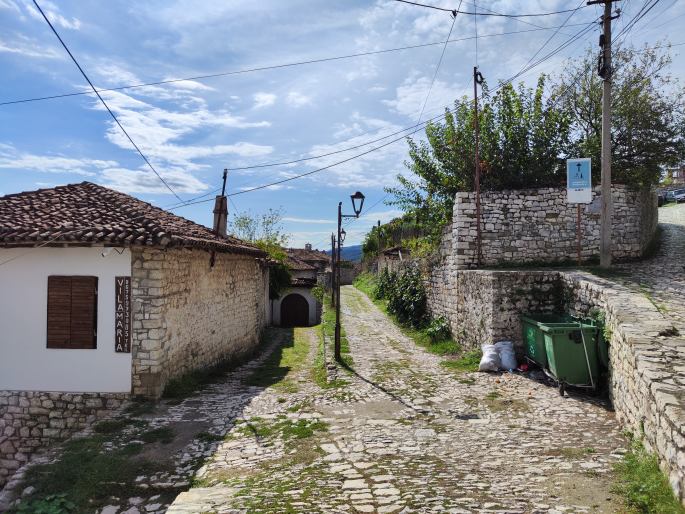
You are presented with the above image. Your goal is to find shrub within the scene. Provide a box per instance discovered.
[375,268,395,300]
[386,267,427,327]
[311,285,325,303]
[425,316,450,342]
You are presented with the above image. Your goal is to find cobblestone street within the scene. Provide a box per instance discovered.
[167,286,626,514]
[616,204,685,332]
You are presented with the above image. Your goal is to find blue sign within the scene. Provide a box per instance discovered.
[567,158,592,203]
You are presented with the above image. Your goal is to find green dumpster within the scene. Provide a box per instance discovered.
[521,315,578,368]
[544,323,600,388]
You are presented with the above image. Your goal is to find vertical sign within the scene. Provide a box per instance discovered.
[115,276,131,353]
[567,158,592,204]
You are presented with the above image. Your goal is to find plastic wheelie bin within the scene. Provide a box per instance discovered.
[521,314,578,368]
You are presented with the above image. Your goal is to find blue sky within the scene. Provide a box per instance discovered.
[1,0,683,248]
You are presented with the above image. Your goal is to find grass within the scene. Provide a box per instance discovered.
[440,349,482,373]
[244,327,309,392]
[614,439,685,514]
[140,426,175,444]
[8,434,171,513]
[353,273,461,356]
[234,416,328,447]
[93,417,132,434]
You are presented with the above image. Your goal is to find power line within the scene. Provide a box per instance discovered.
[416,3,461,126]
[0,23,595,108]
[393,0,590,17]
[31,0,182,202]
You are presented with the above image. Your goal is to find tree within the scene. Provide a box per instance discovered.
[551,45,685,188]
[387,75,572,239]
[229,207,291,299]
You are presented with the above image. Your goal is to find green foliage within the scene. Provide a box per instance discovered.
[440,349,482,373]
[552,45,685,188]
[425,316,451,343]
[614,439,685,513]
[375,268,394,300]
[140,426,175,444]
[13,494,75,514]
[93,418,131,434]
[386,267,427,327]
[387,75,571,236]
[311,285,325,303]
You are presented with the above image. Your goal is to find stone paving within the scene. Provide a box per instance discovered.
[616,203,685,333]
[168,286,627,514]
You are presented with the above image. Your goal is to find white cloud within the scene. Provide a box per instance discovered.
[0,146,115,176]
[253,92,277,109]
[286,91,312,108]
[383,74,462,120]
[26,1,81,30]
[283,217,333,225]
[100,167,207,194]
[0,0,20,12]
[0,34,63,59]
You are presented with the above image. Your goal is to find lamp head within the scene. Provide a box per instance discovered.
[350,191,365,217]
[340,228,346,243]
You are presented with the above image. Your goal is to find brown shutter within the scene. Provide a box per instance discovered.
[47,276,98,349]
[70,277,98,349]
[47,276,72,348]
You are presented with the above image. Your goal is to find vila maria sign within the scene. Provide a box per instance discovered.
[115,276,131,353]
[567,158,592,204]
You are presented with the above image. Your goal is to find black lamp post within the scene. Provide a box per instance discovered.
[334,191,365,361]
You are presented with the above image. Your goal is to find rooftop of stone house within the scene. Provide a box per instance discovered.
[285,255,317,271]
[286,246,329,263]
[0,181,265,256]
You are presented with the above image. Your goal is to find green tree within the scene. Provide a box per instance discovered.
[386,75,572,238]
[551,44,685,188]
[229,208,291,299]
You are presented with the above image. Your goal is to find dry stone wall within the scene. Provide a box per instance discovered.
[0,392,127,489]
[131,248,268,398]
[453,185,657,268]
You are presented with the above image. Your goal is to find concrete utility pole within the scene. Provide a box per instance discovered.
[330,233,336,307]
[590,0,616,268]
[473,66,484,267]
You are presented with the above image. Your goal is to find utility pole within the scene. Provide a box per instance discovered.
[473,67,484,267]
[590,0,616,268]
[377,220,381,261]
[330,233,336,307]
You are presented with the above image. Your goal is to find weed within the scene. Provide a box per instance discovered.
[440,349,482,373]
[245,328,309,392]
[124,397,156,417]
[196,432,224,443]
[92,418,131,434]
[140,426,175,444]
[12,493,75,514]
[613,439,685,513]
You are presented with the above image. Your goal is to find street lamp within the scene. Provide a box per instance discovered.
[333,191,365,361]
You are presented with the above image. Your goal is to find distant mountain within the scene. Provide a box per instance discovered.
[325,244,362,262]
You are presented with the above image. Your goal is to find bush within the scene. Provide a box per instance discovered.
[425,316,450,342]
[311,285,325,303]
[386,267,427,327]
[375,268,395,300]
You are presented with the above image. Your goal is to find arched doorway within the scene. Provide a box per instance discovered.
[280,294,310,327]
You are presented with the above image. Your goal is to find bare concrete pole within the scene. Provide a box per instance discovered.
[473,66,482,267]
[600,0,613,268]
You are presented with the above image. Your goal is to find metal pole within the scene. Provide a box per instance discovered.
[330,233,336,307]
[377,220,381,274]
[334,202,342,361]
[473,66,482,267]
[577,204,582,266]
[600,0,613,268]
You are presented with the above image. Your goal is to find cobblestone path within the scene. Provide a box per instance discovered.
[169,286,626,514]
[616,203,685,333]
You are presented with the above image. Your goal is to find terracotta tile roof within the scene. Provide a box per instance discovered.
[286,255,316,271]
[286,247,329,263]
[0,182,265,257]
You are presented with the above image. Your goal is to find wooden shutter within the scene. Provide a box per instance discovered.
[47,276,98,349]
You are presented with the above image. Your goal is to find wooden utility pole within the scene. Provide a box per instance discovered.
[330,233,336,307]
[473,66,484,266]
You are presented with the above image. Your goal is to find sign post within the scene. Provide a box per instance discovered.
[115,276,131,353]
[567,158,592,266]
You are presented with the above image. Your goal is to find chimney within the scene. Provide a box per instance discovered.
[213,195,228,237]
[305,243,312,251]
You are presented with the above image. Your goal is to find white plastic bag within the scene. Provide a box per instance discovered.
[495,340,517,371]
[479,344,501,372]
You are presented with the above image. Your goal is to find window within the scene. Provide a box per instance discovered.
[47,276,98,349]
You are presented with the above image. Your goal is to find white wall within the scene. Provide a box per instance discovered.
[0,247,132,393]
[271,287,319,326]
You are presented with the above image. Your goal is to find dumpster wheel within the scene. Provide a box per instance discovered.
[559,382,566,397]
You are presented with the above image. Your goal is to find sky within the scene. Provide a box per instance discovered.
[0,0,683,248]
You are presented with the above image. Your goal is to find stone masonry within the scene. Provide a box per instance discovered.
[453,185,657,268]
[0,391,128,489]
[131,247,269,398]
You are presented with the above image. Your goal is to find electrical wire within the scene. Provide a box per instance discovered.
[31,0,182,202]
[416,3,461,126]
[393,0,590,17]
[0,23,593,108]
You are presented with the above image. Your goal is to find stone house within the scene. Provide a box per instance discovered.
[270,245,328,327]
[0,182,269,486]
[377,245,411,274]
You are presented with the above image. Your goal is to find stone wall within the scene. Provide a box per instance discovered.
[426,263,685,502]
[453,185,657,268]
[0,392,127,489]
[131,248,268,398]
